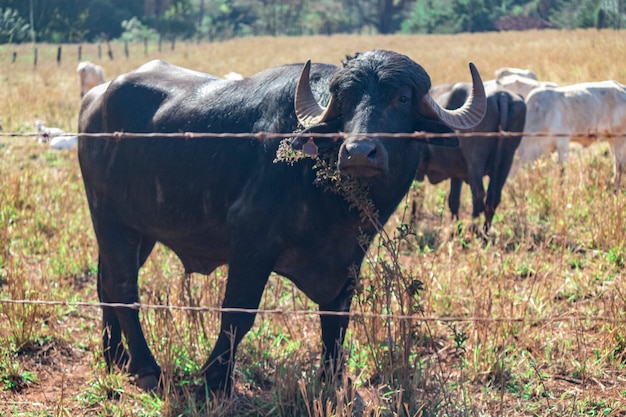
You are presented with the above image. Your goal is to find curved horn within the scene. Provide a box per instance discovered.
[295,60,339,128]
[420,62,487,131]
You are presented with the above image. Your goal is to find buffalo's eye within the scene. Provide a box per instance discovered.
[398,95,409,104]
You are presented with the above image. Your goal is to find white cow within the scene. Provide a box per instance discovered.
[434,76,557,101]
[77,61,105,97]
[495,67,538,81]
[36,120,65,143]
[35,120,78,150]
[514,80,626,190]
[49,135,78,150]
[496,74,558,99]
[223,71,244,80]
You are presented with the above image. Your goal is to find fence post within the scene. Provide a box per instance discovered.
[78,45,82,61]
[12,51,16,63]
[33,47,38,67]
[98,43,102,60]
[107,41,113,60]
[57,46,62,65]
[124,41,129,58]
[171,38,175,51]
[158,35,162,53]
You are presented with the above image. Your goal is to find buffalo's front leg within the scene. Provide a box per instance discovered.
[319,277,355,382]
[199,258,272,395]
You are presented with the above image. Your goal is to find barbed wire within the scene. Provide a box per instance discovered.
[0,128,622,327]
[0,297,622,325]
[1,130,625,141]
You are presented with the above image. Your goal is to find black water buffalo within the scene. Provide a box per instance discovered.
[416,82,526,230]
[77,50,487,394]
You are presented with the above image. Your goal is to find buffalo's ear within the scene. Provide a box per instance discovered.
[414,118,459,147]
[291,118,343,153]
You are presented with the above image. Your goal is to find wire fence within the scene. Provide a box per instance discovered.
[0,297,624,325]
[6,41,179,67]
[2,130,626,141]
[0,128,623,328]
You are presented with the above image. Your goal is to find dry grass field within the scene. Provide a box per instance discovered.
[0,29,625,416]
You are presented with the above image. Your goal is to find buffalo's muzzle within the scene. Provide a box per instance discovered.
[337,138,389,177]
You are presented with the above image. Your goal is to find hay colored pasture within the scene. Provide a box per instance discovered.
[0,30,625,416]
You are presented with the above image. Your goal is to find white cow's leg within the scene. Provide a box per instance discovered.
[514,136,555,173]
[608,138,626,191]
[556,136,570,164]
[555,136,571,182]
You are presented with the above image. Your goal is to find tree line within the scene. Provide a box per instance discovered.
[0,0,623,44]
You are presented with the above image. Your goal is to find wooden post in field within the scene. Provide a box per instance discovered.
[124,41,129,58]
[144,38,148,56]
[171,38,175,51]
[33,47,37,67]
[107,41,113,60]
[78,45,82,61]
[57,46,62,65]
[98,44,102,60]
[158,35,162,53]
[12,51,16,63]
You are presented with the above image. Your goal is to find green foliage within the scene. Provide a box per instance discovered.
[402,0,609,34]
[158,0,198,39]
[401,0,460,34]
[0,0,622,44]
[452,0,499,32]
[120,16,159,42]
[597,0,626,28]
[301,0,355,35]
[571,0,602,28]
[84,0,130,41]
[196,0,257,41]
[0,7,29,43]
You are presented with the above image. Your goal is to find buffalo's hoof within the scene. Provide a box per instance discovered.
[351,389,365,417]
[135,373,160,392]
[196,382,231,399]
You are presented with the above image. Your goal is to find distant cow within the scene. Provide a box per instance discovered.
[35,120,77,150]
[496,74,558,99]
[514,80,626,190]
[495,67,538,81]
[224,71,244,80]
[437,72,557,100]
[417,83,526,230]
[78,51,487,394]
[77,61,105,97]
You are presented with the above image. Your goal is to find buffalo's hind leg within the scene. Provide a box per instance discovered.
[98,258,128,372]
[485,149,517,232]
[448,179,464,235]
[465,168,487,237]
[448,178,462,221]
[96,225,160,391]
